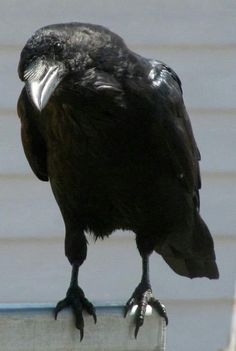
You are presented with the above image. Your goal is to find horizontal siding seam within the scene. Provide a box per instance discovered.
[1,43,236,53]
[1,171,236,180]
[0,234,235,243]
[0,298,233,310]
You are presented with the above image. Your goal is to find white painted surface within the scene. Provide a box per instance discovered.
[224,287,236,351]
[167,299,234,351]
[0,1,235,351]
[0,236,232,350]
[0,305,166,351]
[0,0,235,46]
[0,236,235,302]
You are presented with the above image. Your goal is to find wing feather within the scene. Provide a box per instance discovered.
[17,88,48,181]
[149,60,201,209]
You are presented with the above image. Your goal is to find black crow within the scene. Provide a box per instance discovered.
[17,22,219,340]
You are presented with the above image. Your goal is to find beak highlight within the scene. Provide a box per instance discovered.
[25,62,63,111]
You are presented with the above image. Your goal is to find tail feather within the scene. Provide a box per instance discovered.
[156,212,219,279]
[162,256,219,279]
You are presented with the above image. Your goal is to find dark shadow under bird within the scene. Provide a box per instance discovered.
[17,22,219,340]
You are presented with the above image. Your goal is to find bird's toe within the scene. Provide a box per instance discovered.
[124,297,135,318]
[125,284,168,337]
[72,303,84,341]
[54,284,96,340]
[149,297,168,325]
[54,297,70,320]
[81,296,97,324]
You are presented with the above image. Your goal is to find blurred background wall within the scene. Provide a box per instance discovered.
[0,1,235,350]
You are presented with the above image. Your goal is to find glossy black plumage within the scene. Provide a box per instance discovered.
[18,23,219,337]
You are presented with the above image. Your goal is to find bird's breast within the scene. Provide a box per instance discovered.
[40,99,176,236]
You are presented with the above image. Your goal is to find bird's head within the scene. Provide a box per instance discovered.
[18,23,128,111]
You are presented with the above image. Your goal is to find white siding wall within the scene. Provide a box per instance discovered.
[0,1,235,350]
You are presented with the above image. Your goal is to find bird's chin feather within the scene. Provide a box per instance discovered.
[24,61,64,111]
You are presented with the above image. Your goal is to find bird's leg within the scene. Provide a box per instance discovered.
[124,254,168,338]
[54,263,96,341]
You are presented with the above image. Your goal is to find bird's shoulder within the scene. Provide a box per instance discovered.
[148,59,182,102]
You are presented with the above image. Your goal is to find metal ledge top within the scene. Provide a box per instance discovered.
[0,303,166,351]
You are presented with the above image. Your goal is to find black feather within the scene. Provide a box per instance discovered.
[18,22,219,281]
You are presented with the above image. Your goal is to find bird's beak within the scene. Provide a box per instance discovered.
[24,60,64,111]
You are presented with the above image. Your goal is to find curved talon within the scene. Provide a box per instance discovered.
[124,297,135,318]
[54,298,70,320]
[82,297,97,324]
[125,285,168,338]
[54,285,96,340]
[74,306,84,329]
[134,324,140,339]
[123,307,129,318]
[92,310,97,324]
[79,328,84,342]
[134,307,145,338]
[74,311,84,342]
[133,295,148,338]
[149,298,168,325]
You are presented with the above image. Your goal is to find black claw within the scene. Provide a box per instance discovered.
[133,298,147,338]
[124,307,129,318]
[75,318,83,330]
[55,285,96,340]
[92,311,97,324]
[135,313,145,338]
[125,284,168,337]
[54,308,58,320]
[124,297,135,318]
[80,328,84,342]
[149,298,168,325]
[54,298,69,320]
[134,324,140,339]
[74,307,84,333]
[82,298,97,324]
[164,315,168,325]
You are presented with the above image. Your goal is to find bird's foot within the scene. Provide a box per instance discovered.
[55,285,96,341]
[124,282,168,338]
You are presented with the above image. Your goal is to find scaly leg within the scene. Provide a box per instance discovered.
[124,254,168,338]
[55,263,96,341]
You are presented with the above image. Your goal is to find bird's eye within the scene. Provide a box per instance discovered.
[54,42,63,54]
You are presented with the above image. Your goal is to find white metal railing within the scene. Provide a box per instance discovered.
[223,287,236,351]
[0,304,166,351]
